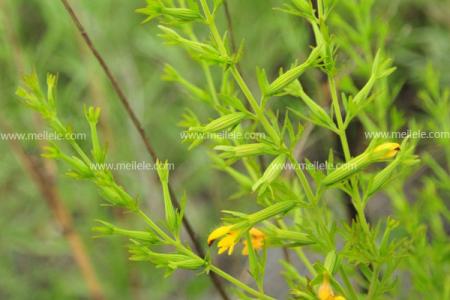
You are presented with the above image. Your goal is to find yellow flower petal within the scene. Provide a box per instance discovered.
[217,231,238,255]
[249,227,265,239]
[242,227,265,255]
[208,225,232,246]
[318,275,334,300]
[373,142,400,160]
[242,242,249,255]
[318,274,346,300]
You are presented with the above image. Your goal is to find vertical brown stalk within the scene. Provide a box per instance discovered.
[222,0,237,54]
[58,1,229,299]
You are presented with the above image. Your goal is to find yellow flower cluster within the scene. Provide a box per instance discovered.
[208,226,265,255]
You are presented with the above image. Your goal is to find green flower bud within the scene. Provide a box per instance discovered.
[93,220,158,242]
[156,160,177,233]
[265,47,321,96]
[265,228,314,247]
[322,142,401,186]
[252,154,287,191]
[370,143,401,161]
[161,7,202,22]
[214,143,277,158]
[62,155,93,178]
[168,257,205,270]
[84,106,101,125]
[367,158,402,197]
[136,2,201,23]
[321,155,366,186]
[324,251,338,274]
[97,184,136,210]
[191,112,246,133]
[247,201,296,224]
[46,73,57,108]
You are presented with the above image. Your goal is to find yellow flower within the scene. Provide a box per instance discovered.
[208,225,239,255]
[318,275,346,300]
[372,142,400,160]
[208,226,266,256]
[242,227,265,255]
[207,225,233,246]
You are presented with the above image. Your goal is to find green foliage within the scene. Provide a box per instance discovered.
[2,0,449,299]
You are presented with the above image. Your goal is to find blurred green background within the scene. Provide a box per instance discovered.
[0,0,449,299]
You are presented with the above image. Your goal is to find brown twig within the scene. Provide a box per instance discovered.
[0,121,105,300]
[58,1,229,298]
[222,0,237,54]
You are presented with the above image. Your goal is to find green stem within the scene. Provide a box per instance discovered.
[199,0,280,145]
[329,77,351,161]
[202,63,220,106]
[199,0,227,55]
[66,140,95,171]
[340,266,359,300]
[52,118,92,165]
[187,29,220,107]
[230,67,280,144]
[138,209,274,298]
[278,220,316,277]
[209,265,275,300]
[366,265,379,300]
[288,154,315,204]
[293,248,316,277]
[317,0,324,20]
[138,210,173,242]
[328,76,371,234]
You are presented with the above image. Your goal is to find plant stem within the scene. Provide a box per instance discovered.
[209,265,275,300]
[328,76,371,234]
[137,210,173,242]
[59,2,230,298]
[186,29,220,107]
[278,220,316,277]
[340,266,359,300]
[294,248,316,277]
[367,265,380,300]
[199,0,281,145]
[329,77,351,160]
[288,154,316,204]
[138,209,274,299]
[230,67,281,145]
[202,63,220,106]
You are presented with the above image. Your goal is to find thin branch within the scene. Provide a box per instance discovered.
[58,1,229,298]
[222,0,237,53]
[0,121,105,300]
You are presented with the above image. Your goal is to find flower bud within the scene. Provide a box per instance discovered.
[322,156,365,186]
[371,143,401,161]
[252,154,287,191]
[214,143,277,158]
[322,142,401,186]
[191,112,246,133]
[265,46,321,96]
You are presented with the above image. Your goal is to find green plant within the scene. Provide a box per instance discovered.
[15,0,449,299]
